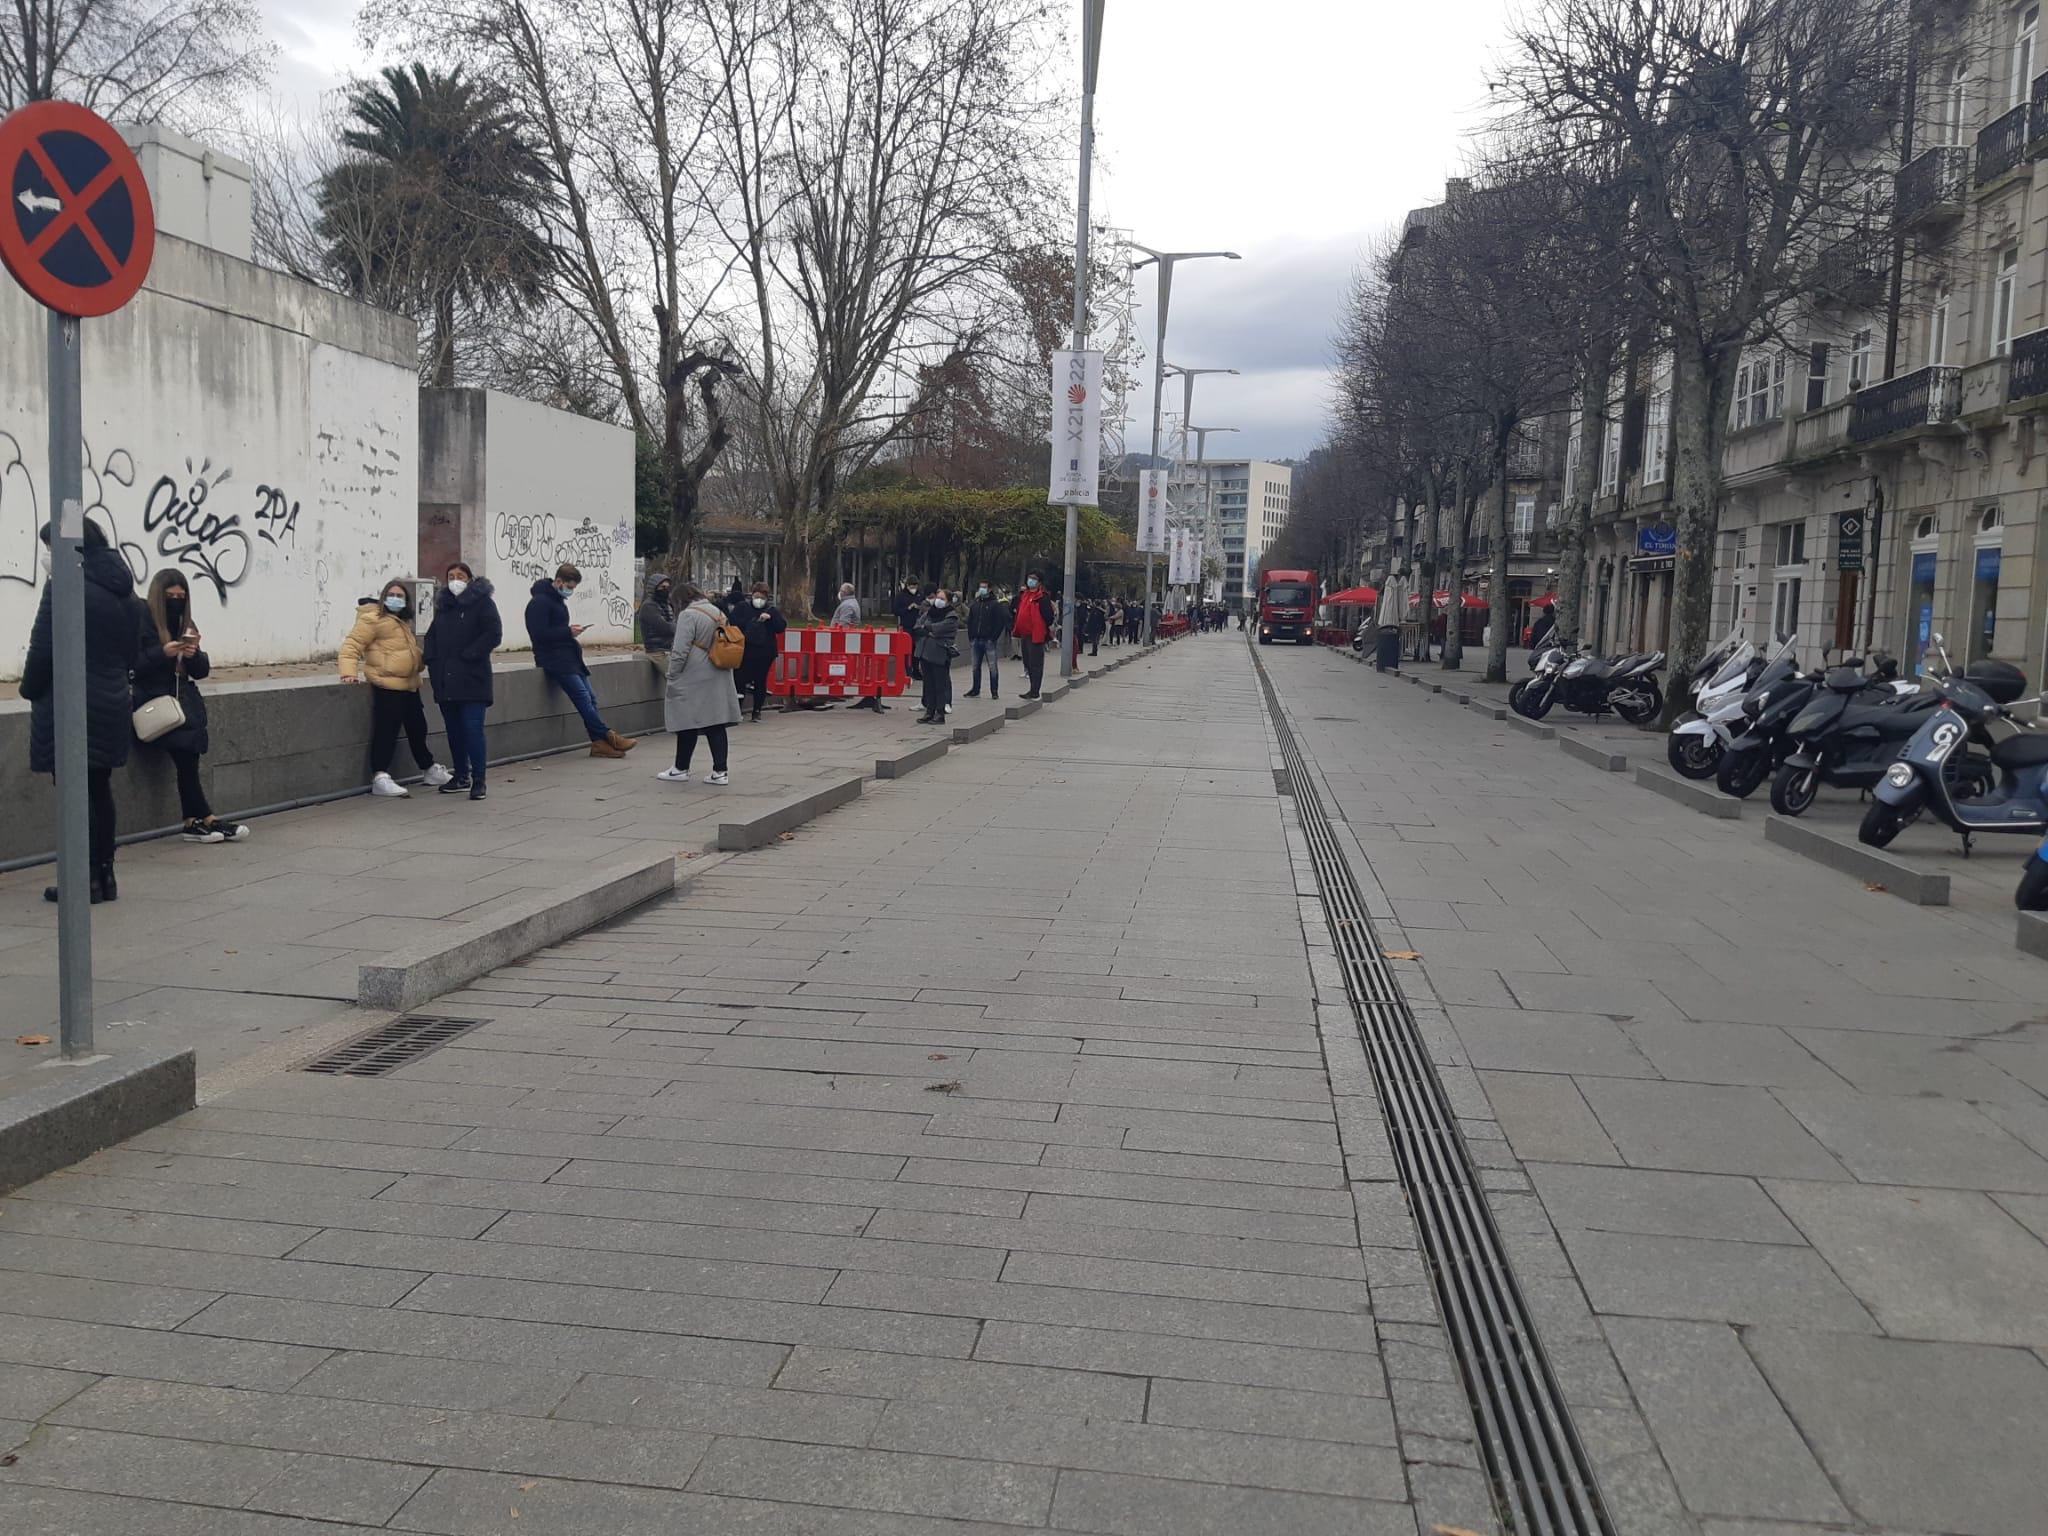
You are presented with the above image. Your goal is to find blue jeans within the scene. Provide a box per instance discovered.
[970,638,1000,692]
[439,700,488,781]
[550,670,609,740]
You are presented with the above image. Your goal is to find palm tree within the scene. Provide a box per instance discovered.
[316,63,552,386]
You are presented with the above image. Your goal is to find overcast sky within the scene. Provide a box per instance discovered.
[257,0,1510,464]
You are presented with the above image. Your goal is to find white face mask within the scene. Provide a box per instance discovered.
[447,579,469,596]
[752,596,766,608]
[977,587,989,598]
[931,598,948,610]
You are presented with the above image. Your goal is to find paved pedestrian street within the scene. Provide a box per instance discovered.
[2,635,2045,1534]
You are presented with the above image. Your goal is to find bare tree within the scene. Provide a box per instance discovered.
[1504,0,1900,701]
[2,0,272,128]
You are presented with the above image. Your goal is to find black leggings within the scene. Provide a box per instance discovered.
[674,726,729,772]
[89,765,115,867]
[739,653,771,716]
[167,747,211,821]
[370,687,435,775]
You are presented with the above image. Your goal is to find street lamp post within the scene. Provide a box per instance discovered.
[1164,364,1236,614]
[1131,245,1239,644]
[1188,424,1237,606]
[1059,0,1106,679]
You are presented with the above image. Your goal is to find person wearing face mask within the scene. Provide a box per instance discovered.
[340,577,453,797]
[831,582,861,627]
[21,522,142,903]
[659,581,742,784]
[422,561,501,800]
[736,583,786,722]
[132,570,246,843]
[526,562,635,759]
[964,580,1008,699]
[638,573,676,670]
[913,588,959,724]
[892,577,925,682]
[1010,571,1054,698]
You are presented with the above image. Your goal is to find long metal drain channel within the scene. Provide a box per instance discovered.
[1254,654,1614,1536]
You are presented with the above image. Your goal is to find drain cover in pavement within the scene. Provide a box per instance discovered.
[301,1015,486,1077]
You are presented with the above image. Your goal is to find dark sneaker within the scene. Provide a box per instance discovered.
[438,777,471,795]
[181,819,226,844]
[469,781,488,801]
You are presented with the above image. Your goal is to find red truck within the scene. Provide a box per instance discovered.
[1258,569,1318,645]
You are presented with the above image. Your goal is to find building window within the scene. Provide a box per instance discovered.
[1909,520,1939,675]
[1806,343,1830,411]
[1995,247,2020,356]
[1972,520,2003,664]
[1772,521,1806,642]
[1849,329,1873,392]
[1941,60,1969,145]
[1600,413,1621,495]
[1513,496,1535,554]
[1734,353,1783,429]
[1564,433,1580,500]
[2016,6,2039,110]
[1644,390,1670,485]
[1929,283,1952,367]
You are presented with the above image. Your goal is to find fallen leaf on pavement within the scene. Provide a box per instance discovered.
[15,1035,49,1047]
[1383,950,1422,961]
[0,1454,16,1467]
[1432,1526,1483,1536]
[926,1081,963,1094]
[1864,882,1888,893]
[517,1481,539,1493]
[927,1054,949,1061]
[777,831,796,841]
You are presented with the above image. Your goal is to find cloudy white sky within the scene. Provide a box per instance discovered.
[256,0,1511,464]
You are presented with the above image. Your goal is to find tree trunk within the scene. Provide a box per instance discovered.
[779,525,816,622]
[1665,347,1729,721]
[1555,339,1614,646]
[1485,435,1512,684]
[1398,496,1418,659]
[431,290,457,389]
[1442,461,1469,670]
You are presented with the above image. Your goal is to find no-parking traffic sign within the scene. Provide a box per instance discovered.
[0,100,155,317]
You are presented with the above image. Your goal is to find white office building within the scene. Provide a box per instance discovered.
[1193,459,1293,608]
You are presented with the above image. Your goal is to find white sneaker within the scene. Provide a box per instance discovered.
[656,767,690,782]
[423,764,453,787]
[370,773,409,798]
[707,770,730,786]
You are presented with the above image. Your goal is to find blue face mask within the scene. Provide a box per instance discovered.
[557,584,575,597]
[383,594,407,613]
[1027,578,1040,589]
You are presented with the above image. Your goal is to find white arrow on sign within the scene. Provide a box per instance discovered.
[16,190,61,216]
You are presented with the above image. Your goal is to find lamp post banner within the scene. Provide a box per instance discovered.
[1137,471,1167,551]
[1049,349,1104,506]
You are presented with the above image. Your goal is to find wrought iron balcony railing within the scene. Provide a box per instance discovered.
[2008,328,2048,401]
[1978,104,2030,185]
[1895,144,1970,226]
[1847,365,1961,442]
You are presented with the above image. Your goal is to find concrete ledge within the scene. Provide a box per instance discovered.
[1764,815,1950,905]
[1006,700,1043,720]
[1634,765,1740,818]
[0,1046,196,1197]
[2018,912,2048,960]
[1466,699,1508,721]
[1560,735,1627,772]
[953,714,1005,744]
[1070,674,1092,687]
[359,849,678,1010]
[717,776,863,852]
[1503,714,1555,740]
[1041,682,1072,703]
[875,738,949,780]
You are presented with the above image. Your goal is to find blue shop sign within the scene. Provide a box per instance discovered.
[1637,522,1678,557]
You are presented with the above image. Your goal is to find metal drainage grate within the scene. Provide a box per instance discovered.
[1252,649,1615,1536]
[301,1015,487,1077]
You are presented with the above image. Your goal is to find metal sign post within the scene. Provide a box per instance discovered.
[0,101,159,1061]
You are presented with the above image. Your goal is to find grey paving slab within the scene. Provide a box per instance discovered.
[1049,1467,1416,1536]
[1775,1089,2048,1191]
[1576,1079,1850,1180]
[686,1436,1056,1524]
[1528,1163,1804,1244]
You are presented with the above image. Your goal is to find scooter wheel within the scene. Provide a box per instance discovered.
[1858,800,1907,849]
[1667,733,1721,780]
[1770,763,1819,817]
[1717,748,1770,800]
[2017,855,2048,911]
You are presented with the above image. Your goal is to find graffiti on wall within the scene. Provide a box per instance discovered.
[493,510,557,583]
[554,516,610,573]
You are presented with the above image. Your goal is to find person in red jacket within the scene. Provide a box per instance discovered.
[1011,572,1055,698]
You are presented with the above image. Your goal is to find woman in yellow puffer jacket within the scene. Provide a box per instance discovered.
[339,578,451,798]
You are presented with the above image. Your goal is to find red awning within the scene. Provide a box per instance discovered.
[1326,586,1379,606]
[1529,592,1558,609]
[1410,591,1491,611]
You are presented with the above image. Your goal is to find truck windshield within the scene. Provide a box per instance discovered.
[1264,584,1312,606]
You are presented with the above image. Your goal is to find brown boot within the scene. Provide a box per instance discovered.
[589,738,627,759]
[605,729,637,752]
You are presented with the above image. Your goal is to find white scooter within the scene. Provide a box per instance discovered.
[1665,633,1765,779]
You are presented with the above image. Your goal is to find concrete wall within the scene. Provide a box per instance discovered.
[0,655,664,865]
[420,389,635,650]
[117,124,253,262]
[0,231,419,682]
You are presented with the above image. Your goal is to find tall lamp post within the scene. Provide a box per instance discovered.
[1132,245,1239,643]
[1058,0,1107,679]
[1188,424,1237,606]
[1163,363,1237,613]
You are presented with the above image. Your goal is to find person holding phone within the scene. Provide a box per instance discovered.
[526,563,634,759]
[133,570,246,842]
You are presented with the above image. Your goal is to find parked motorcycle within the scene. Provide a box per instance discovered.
[1666,633,1766,779]
[1860,637,2033,851]
[1716,651,1911,800]
[1769,652,1941,817]
[1512,645,1663,725]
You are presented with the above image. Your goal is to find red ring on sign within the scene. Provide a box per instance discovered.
[0,101,156,318]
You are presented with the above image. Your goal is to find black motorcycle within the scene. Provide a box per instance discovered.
[1511,648,1663,724]
[1769,655,1955,817]
[1716,667,1823,798]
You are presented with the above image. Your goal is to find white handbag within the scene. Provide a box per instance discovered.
[133,664,186,743]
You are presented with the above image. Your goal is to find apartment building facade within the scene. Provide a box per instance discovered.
[1194,459,1294,609]
[1580,0,2048,677]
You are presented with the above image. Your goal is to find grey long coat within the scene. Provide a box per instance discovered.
[665,601,744,731]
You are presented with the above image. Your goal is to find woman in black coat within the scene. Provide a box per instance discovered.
[20,521,140,902]
[132,569,247,844]
[423,561,503,800]
[913,588,960,724]
[735,582,786,723]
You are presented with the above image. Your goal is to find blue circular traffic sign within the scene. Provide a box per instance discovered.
[0,101,155,317]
